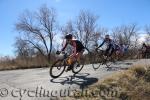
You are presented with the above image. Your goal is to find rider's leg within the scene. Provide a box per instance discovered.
[104,44,112,59]
[75,50,84,62]
[67,49,84,71]
[66,54,76,71]
[66,57,74,71]
[115,50,120,60]
[105,48,110,56]
[109,47,114,57]
[104,48,109,60]
[69,56,76,64]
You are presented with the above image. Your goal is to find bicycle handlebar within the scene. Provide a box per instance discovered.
[56,51,66,55]
[95,47,104,52]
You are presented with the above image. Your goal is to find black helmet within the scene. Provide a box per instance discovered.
[143,43,146,46]
[65,34,72,39]
[105,34,110,39]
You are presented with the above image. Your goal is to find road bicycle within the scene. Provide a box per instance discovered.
[89,48,116,70]
[49,51,85,78]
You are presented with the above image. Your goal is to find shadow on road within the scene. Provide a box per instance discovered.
[106,66,129,71]
[114,62,133,65]
[50,73,98,89]
[105,60,135,71]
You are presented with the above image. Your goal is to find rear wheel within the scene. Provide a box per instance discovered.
[105,60,113,67]
[105,56,116,68]
[72,56,85,74]
[49,60,66,78]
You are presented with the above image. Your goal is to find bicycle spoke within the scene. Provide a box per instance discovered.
[72,57,85,74]
[50,60,66,78]
[92,53,102,69]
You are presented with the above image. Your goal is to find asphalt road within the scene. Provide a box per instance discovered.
[0,59,149,100]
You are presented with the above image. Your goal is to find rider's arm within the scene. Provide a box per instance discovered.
[98,40,105,48]
[61,42,68,51]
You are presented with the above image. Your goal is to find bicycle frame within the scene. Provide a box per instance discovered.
[50,51,85,78]
[56,52,70,67]
[90,47,116,70]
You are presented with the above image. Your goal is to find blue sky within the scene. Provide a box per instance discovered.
[0,0,150,56]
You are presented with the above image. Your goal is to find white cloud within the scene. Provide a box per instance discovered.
[138,34,147,44]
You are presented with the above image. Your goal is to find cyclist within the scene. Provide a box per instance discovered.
[115,43,126,60]
[58,34,85,71]
[141,43,148,58]
[96,34,115,58]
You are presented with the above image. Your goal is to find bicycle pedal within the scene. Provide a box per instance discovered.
[65,68,71,72]
[66,65,73,72]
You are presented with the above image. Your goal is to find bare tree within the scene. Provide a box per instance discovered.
[60,20,75,54]
[89,27,108,49]
[15,5,57,62]
[13,37,36,66]
[14,37,35,58]
[96,27,108,41]
[61,20,75,35]
[74,10,99,49]
[112,24,138,47]
[145,25,150,44]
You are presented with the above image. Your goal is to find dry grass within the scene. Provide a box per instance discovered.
[0,56,50,71]
[65,64,150,100]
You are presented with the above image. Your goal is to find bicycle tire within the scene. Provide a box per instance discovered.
[105,57,115,67]
[49,60,66,78]
[72,57,85,74]
[105,60,113,67]
[92,52,103,70]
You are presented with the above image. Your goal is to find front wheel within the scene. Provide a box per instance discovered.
[49,60,66,78]
[92,53,102,70]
